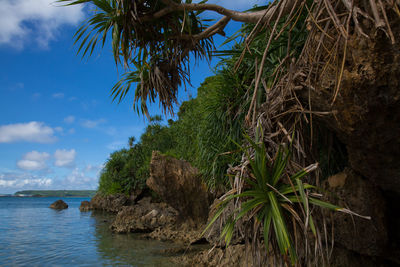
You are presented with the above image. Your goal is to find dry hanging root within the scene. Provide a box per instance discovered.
[221,0,399,266]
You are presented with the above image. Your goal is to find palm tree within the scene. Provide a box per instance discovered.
[128,136,135,149]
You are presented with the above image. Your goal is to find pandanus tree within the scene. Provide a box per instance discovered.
[58,0,301,116]
[61,0,398,265]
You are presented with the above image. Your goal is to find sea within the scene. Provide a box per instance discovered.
[0,197,180,266]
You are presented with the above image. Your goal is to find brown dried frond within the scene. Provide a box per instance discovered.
[223,0,399,265]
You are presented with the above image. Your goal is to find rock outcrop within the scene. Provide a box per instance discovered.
[324,169,388,257]
[110,197,178,233]
[49,199,68,209]
[297,20,400,265]
[90,193,129,213]
[147,151,210,224]
[79,200,92,212]
[174,244,253,267]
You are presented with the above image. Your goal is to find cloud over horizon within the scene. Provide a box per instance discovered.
[0,121,57,143]
[17,151,50,171]
[64,167,97,189]
[54,149,76,168]
[0,0,85,48]
[0,172,52,192]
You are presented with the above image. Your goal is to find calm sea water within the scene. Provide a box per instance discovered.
[0,197,180,266]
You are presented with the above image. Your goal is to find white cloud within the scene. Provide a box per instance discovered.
[81,119,106,129]
[0,178,52,188]
[54,127,63,132]
[68,128,76,134]
[17,151,50,171]
[52,92,64,99]
[62,168,98,189]
[0,0,85,48]
[0,171,52,192]
[107,140,126,150]
[84,164,103,173]
[64,116,75,124]
[0,121,57,143]
[54,149,76,168]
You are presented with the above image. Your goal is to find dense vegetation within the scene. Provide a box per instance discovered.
[62,0,398,264]
[98,73,245,195]
[97,8,309,194]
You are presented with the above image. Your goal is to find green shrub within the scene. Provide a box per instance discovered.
[98,117,177,195]
[204,127,365,265]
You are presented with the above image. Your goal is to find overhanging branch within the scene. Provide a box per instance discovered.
[140,0,301,24]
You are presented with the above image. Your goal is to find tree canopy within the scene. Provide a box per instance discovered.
[58,0,301,116]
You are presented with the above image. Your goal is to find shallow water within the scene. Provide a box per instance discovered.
[0,197,180,266]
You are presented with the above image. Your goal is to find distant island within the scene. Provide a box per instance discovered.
[14,190,97,197]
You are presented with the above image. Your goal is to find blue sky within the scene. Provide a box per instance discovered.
[0,0,263,194]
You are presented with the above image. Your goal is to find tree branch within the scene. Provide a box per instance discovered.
[139,0,300,24]
[175,16,231,40]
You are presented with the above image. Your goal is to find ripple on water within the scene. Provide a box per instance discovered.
[0,197,181,266]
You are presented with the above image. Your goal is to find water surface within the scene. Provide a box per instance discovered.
[0,197,180,266]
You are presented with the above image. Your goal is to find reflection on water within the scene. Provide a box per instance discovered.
[91,211,180,267]
[0,197,181,266]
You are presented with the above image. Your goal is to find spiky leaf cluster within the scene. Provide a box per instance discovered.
[60,0,214,115]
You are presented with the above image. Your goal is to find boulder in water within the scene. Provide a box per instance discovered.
[50,200,68,210]
[79,200,92,212]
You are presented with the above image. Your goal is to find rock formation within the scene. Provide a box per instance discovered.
[49,200,68,210]
[89,193,129,213]
[147,151,210,224]
[110,197,178,233]
[303,22,400,265]
[79,200,92,212]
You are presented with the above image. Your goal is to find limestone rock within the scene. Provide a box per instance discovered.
[110,197,178,233]
[302,28,400,193]
[79,200,92,212]
[147,151,210,224]
[50,199,68,210]
[324,168,388,257]
[89,193,129,213]
[174,244,253,267]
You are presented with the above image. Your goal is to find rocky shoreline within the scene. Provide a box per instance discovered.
[80,152,399,266]
[80,193,252,266]
[79,152,253,266]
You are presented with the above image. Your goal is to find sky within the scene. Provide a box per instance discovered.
[0,0,263,194]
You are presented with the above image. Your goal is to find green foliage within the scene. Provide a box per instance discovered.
[97,14,310,192]
[193,76,244,188]
[204,127,348,265]
[59,0,214,115]
[98,117,176,195]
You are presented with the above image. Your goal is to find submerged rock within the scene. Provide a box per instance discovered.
[79,200,92,212]
[50,200,68,210]
[147,151,210,224]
